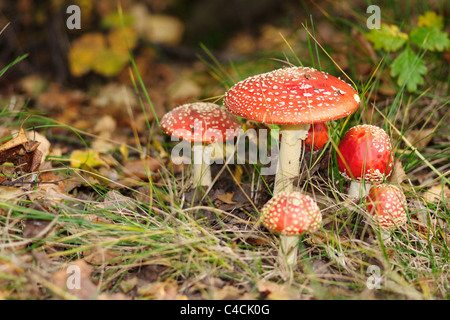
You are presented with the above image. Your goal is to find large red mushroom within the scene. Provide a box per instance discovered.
[224,66,360,195]
[337,124,394,200]
[160,102,241,188]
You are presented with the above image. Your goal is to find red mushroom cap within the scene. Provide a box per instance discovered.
[160,102,241,144]
[304,122,329,151]
[337,124,394,183]
[224,66,360,125]
[366,184,407,230]
[260,191,322,235]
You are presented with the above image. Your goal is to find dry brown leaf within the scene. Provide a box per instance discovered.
[23,130,50,165]
[107,27,138,54]
[0,128,43,173]
[22,219,52,239]
[167,78,202,106]
[92,83,138,110]
[93,115,117,137]
[103,190,136,211]
[423,184,449,204]
[137,279,187,300]
[257,280,300,299]
[388,159,407,184]
[83,245,121,265]
[122,158,162,180]
[211,284,246,300]
[217,192,237,204]
[119,277,138,294]
[405,128,435,149]
[51,260,98,300]
[0,128,28,153]
[0,187,26,201]
[143,14,185,45]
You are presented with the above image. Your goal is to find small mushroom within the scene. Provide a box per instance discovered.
[224,66,359,195]
[160,102,241,188]
[260,191,322,275]
[304,122,329,152]
[337,124,394,200]
[366,184,407,242]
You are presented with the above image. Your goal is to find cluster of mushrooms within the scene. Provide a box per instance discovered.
[160,66,407,277]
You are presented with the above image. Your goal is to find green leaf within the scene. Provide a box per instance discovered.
[365,24,408,52]
[390,48,427,92]
[410,26,450,51]
[418,11,444,29]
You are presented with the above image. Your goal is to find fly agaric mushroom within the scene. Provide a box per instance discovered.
[224,66,359,195]
[304,122,329,152]
[160,102,241,188]
[366,184,407,241]
[336,124,394,200]
[260,191,322,269]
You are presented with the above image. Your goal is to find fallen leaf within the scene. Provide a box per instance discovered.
[0,128,43,173]
[93,115,117,138]
[142,14,185,45]
[137,279,186,300]
[83,245,121,265]
[388,159,407,184]
[103,190,136,211]
[217,192,237,204]
[257,280,300,299]
[211,284,245,300]
[0,128,28,153]
[91,48,129,77]
[423,185,449,204]
[22,219,52,239]
[68,33,106,77]
[167,78,202,106]
[23,130,51,165]
[122,158,162,180]
[405,128,435,149]
[107,26,138,54]
[70,149,107,169]
[118,277,138,294]
[92,83,138,111]
[51,260,98,300]
[0,186,26,201]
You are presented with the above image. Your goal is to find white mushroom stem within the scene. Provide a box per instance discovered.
[273,124,310,195]
[192,143,212,187]
[279,235,299,266]
[379,229,392,244]
[348,181,372,200]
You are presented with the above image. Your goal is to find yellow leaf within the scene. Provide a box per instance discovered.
[70,149,107,168]
[108,27,138,54]
[68,33,106,77]
[418,11,444,29]
[91,48,129,77]
[0,186,26,201]
[119,143,129,162]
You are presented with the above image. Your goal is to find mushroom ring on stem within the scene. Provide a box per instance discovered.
[260,191,322,267]
[224,66,360,195]
[337,124,394,200]
[160,102,241,188]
